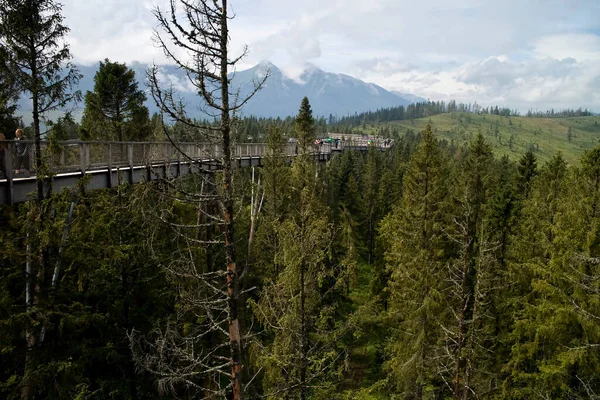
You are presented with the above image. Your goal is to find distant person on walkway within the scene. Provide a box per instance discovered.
[14,128,28,174]
[335,137,340,149]
[0,133,6,177]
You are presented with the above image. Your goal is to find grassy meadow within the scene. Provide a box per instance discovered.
[368,113,600,164]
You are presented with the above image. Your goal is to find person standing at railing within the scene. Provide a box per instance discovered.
[14,128,28,175]
[0,133,6,177]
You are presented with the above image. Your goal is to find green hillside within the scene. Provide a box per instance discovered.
[373,113,600,164]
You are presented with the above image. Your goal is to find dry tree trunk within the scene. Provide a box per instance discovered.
[130,1,268,398]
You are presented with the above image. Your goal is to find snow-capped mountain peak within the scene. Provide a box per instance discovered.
[228,62,420,117]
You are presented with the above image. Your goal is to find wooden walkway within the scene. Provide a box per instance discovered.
[0,139,391,205]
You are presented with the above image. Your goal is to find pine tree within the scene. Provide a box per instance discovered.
[0,2,80,397]
[0,0,81,200]
[252,99,344,399]
[443,134,499,398]
[0,46,20,135]
[517,150,538,198]
[381,125,451,397]
[81,59,150,141]
[502,152,592,398]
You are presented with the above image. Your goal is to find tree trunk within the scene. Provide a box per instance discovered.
[32,79,43,202]
[300,256,307,400]
[22,40,45,399]
[22,234,34,400]
[219,2,243,399]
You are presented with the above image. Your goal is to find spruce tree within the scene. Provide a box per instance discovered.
[381,125,451,397]
[295,97,316,156]
[363,148,381,264]
[253,126,291,278]
[0,46,20,135]
[252,99,344,399]
[81,59,150,141]
[443,133,499,398]
[517,150,538,198]
[0,2,80,397]
[503,152,591,398]
[0,0,81,200]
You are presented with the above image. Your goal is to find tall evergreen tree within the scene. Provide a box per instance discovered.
[0,0,81,200]
[0,46,21,135]
[81,59,150,141]
[381,125,451,397]
[444,133,498,398]
[295,97,316,155]
[502,152,594,398]
[0,2,80,398]
[252,99,344,399]
[363,148,381,264]
[253,126,291,279]
[517,150,538,198]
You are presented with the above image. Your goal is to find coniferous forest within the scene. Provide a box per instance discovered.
[4,111,600,399]
[1,0,600,399]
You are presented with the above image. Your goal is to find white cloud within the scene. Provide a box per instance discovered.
[58,0,600,111]
[533,34,600,61]
[358,55,600,111]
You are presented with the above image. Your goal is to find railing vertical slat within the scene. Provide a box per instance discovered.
[80,143,86,174]
[5,143,14,205]
[107,143,113,188]
[86,144,90,170]
[128,143,134,183]
[60,147,65,170]
[29,142,35,173]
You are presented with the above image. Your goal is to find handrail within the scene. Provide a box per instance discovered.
[0,139,392,204]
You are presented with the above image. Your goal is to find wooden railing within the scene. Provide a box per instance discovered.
[0,139,392,204]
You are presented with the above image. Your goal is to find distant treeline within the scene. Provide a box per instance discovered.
[524,108,594,118]
[330,100,594,127]
[231,102,594,142]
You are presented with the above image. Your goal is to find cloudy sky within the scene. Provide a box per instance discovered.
[62,0,600,112]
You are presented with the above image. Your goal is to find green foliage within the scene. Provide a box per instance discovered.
[0,46,20,135]
[0,0,81,134]
[344,112,600,164]
[0,188,175,399]
[381,125,452,397]
[250,98,351,399]
[81,59,150,141]
[296,97,316,153]
[3,109,600,399]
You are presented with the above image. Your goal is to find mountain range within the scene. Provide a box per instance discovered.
[228,61,425,118]
[17,61,426,122]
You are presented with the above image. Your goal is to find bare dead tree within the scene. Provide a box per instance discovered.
[439,218,501,399]
[129,1,269,399]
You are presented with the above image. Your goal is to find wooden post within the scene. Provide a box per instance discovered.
[86,144,90,170]
[128,143,134,184]
[5,142,14,205]
[107,143,113,188]
[60,146,65,168]
[29,141,35,173]
[80,143,87,174]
